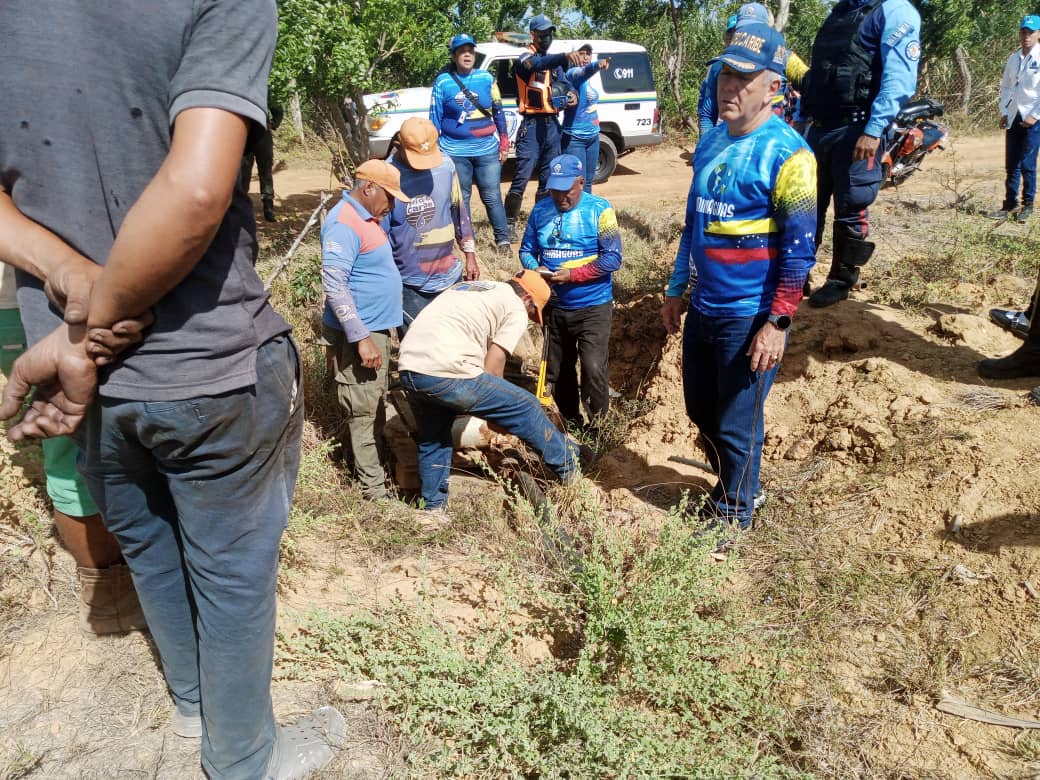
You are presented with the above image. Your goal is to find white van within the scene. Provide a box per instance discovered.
[363,38,662,183]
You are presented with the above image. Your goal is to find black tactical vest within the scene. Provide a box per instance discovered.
[801,0,886,125]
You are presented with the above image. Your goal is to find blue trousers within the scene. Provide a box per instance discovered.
[681,309,780,529]
[79,335,303,779]
[807,123,885,242]
[507,115,563,202]
[562,133,599,193]
[400,369,578,509]
[1004,114,1040,210]
[400,268,461,336]
[451,152,509,244]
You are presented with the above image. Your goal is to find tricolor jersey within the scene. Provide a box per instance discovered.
[520,192,622,310]
[667,114,816,318]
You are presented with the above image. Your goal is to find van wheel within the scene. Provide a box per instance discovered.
[594,135,617,184]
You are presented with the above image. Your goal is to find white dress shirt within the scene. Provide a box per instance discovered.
[1001,42,1040,122]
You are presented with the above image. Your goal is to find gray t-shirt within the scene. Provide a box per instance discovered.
[0,0,288,400]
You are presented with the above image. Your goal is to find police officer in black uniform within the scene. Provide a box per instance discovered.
[503,15,580,243]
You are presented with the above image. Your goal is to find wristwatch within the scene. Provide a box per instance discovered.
[767,314,792,330]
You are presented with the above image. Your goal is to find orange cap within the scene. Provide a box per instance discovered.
[355,159,410,202]
[513,270,551,323]
[398,117,443,170]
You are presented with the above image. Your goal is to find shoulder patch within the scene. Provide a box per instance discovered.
[904,40,921,61]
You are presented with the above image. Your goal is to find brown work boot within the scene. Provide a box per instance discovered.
[76,564,148,635]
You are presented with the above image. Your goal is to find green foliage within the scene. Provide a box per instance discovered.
[279,503,803,777]
[288,250,322,308]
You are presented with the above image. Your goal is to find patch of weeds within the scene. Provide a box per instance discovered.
[1001,732,1040,768]
[279,499,804,778]
[0,742,42,780]
[974,641,1040,709]
[288,249,322,308]
[570,396,653,456]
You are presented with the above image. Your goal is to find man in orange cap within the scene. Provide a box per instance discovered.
[388,116,480,333]
[398,270,580,514]
[321,159,410,501]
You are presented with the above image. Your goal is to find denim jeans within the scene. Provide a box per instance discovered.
[400,369,578,509]
[79,334,303,779]
[681,309,780,529]
[562,133,599,193]
[451,152,509,244]
[545,301,612,426]
[1004,113,1040,210]
[400,270,461,336]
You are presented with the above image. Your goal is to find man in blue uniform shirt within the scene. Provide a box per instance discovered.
[800,0,920,308]
[520,154,622,431]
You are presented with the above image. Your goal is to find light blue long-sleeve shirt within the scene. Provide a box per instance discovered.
[858,0,921,137]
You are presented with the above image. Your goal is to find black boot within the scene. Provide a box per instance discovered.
[262,197,276,222]
[504,192,523,244]
[979,298,1040,378]
[809,226,874,309]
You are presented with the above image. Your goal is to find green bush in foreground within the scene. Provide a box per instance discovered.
[279,498,805,778]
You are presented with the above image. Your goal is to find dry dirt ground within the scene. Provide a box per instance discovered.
[2,131,1039,778]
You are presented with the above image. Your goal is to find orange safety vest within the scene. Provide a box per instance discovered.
[515,45,558,115]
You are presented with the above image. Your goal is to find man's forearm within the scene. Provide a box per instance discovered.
[87,107,248,330]
[0,191,93,283]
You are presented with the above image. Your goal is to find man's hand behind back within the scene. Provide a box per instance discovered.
[0,324,97,439]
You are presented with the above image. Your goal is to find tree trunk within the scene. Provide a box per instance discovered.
[954,46,972,115]
[774,0,791,32]
[664,0,695,132]
[288,87,305,143]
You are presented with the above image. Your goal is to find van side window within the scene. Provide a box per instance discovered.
[495,58,518,101]
[598,52,655,93]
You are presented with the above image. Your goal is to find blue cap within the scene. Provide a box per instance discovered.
[529,14,555,32]
[711,22,788,76]
[735,2,773,28]
[726,14,739,30]
[1022,15,1040,31]
[546,154,585,190]
[450,33,476,53]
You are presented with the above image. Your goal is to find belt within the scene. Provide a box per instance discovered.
[810,108,869,131]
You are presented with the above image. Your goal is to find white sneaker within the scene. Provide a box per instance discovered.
[266,706,346,780]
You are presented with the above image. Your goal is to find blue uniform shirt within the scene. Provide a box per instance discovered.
[857,0,921,137]
[520,192,622,310]
[429,68,508,158]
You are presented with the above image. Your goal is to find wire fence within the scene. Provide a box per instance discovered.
[918,51,1006,129]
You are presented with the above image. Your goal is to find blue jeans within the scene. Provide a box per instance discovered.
[507,115,563,202]
[400,269,461,336]
[562,133,599,193]
[681,309,780,529]
[400,369,578,509]
[79,334,303,779]
[1004,113,1040,209]
[807,123,885,241]
[451,152,509,244]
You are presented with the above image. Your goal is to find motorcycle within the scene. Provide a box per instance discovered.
[880,97,948,188]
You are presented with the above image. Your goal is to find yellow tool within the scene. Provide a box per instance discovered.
[535,323,553,406]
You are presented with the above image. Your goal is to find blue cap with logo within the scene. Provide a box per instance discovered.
[711,21,788,76]
[735,2,773,28]
[450,33,476,53]
[726,14,739,30]
[546,154,585,191]
[529,14,555,32]
[1022,15,1040,31]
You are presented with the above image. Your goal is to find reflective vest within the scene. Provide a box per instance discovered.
[515,45,559,115]
[801,0,885,124]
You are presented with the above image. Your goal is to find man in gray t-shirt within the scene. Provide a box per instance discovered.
[0,2,342,778]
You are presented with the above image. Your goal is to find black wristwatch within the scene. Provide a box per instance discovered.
[768,314,792,330]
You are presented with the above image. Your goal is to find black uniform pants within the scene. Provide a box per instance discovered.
[545,300,612,427]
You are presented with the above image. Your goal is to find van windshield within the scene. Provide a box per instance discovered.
[598,52,655,93]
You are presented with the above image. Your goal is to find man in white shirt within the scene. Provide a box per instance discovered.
[991,15,1040,222]
[398,270,580,513]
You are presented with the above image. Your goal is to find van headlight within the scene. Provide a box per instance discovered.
[368,114,389,132]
